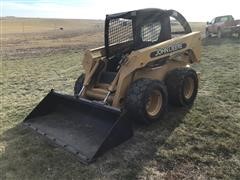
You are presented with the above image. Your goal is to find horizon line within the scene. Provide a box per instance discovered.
[0,16,206,23]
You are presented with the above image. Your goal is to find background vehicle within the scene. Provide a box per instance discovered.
[23,8,201,164]
[206,15,240,38]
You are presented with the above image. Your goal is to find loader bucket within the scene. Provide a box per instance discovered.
[23,90,133,164]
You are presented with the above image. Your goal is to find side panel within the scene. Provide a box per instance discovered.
[133,61,188,82]
[135,32,201,64]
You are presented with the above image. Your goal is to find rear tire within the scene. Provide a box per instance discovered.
[125,79,168,124]
[74,73,85,96]
[165,68,198,107]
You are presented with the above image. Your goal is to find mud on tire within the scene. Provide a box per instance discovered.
[165,68,198,107]
[125,79,168,124]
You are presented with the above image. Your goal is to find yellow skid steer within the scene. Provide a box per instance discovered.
[23,8,201,164]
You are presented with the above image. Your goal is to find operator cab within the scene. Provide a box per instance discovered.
[99,9,192,84]
[104,8,192,72]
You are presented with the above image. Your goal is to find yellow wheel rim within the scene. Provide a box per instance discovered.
[145,90,162,117]
[183,77,194,99]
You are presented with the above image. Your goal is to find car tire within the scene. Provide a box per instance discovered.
[205,29,211,38]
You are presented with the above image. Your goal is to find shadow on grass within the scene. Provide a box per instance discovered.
[0,106,189,179]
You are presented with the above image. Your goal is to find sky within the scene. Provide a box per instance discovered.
[1,0,240,22]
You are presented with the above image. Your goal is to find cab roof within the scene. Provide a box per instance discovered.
[106,8,169,20]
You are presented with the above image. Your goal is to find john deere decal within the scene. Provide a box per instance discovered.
[150,43,187,58]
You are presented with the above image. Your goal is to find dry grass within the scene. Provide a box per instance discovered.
[1,17,104,61]
[1,17,104,34]
[1,18,240,179]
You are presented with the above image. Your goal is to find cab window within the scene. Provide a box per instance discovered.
[211,18,215,24]
[141,22,161,42]
[219,17,229,22]
[170,17,186,38]
[215,16,229,23]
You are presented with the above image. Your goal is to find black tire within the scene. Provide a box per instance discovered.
[74,73,85,96]
[165,68,198,107]
[205,29,211,38]
[125,79,168,124]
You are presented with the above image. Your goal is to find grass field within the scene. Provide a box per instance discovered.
[1,18,240,179]
[1,17,104,61]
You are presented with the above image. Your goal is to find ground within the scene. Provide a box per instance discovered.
[1,17,240,179]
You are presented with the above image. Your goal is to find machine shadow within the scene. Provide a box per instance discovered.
[93,105,190,177]
[1,105,189,179]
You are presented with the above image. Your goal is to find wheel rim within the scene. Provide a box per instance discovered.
[145,90,162,117]
[183,77,194,99]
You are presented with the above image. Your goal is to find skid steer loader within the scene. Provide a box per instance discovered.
[23,8,201,164]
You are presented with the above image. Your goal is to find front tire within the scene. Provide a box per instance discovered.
[125,79,168,124]
[205,29,211,38]
[165,68,198,107]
